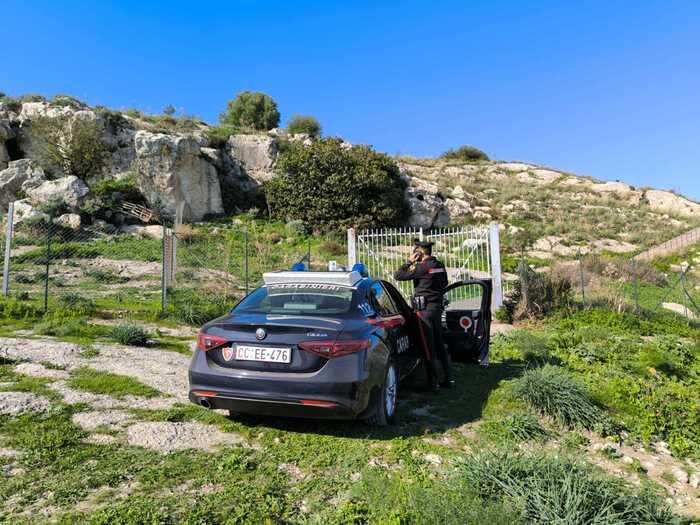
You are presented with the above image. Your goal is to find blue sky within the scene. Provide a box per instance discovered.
[3,1,699,198]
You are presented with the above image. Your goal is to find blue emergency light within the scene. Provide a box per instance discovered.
[291,262,307,271]
[351,263,369,277]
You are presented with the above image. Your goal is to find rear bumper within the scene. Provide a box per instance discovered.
[188,348,374,419]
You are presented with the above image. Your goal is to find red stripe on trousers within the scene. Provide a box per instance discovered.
[415,311,432,360]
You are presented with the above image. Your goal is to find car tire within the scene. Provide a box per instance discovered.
[364,361,398,427]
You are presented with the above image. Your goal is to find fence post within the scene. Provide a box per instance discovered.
[244,228,249,295]
[632,258,639,313]
[347,228,357,267]
[577,249,586,304]
[43,218,53,313]
[488,222,503,311]
[2,202,14,297]
[161,224,168,315]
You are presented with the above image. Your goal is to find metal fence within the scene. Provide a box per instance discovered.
[348,223,504,310]
[561,251,700,320]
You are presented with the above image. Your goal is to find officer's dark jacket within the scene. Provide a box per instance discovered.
[394,256,448,308]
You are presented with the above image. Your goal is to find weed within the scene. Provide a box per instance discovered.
[110,324,150,346]
[458,450,675,524]
[512,364,610,430]
[78,344,99,358]
[57,293,97,317]
[480,412,550,443]
[169,289,236,326]
[68,367,160,398]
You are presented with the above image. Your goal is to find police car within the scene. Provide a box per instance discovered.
[188,263,491,426]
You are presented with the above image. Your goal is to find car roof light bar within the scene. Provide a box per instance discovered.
[263,271,363,287]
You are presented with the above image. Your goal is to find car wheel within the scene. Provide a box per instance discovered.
[365,361,398,427]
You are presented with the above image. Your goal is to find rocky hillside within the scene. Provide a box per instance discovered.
[2,95,698,259]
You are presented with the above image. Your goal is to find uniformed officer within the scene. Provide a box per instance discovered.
[394,240,454,391]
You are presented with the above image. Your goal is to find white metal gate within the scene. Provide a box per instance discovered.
[347,223,503,310]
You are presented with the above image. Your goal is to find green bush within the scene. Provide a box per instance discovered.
[512,364,610,430]
[110,324,150,346]
[31,114,109,182]
[458,451,675,524]
[0,95,22,113]
[49,94,87,109]
[219,91,280,131]
[34,317,92,337]
[266,138,409,230]
[440,145,489,162]
[57,293,97,317]
[286,114,321,137]
[0,296,42,320]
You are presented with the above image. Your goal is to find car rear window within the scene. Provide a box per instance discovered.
[234,284,355,316]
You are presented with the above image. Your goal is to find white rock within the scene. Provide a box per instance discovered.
[645,190,700,218]
[134,131,224,221]
[119,224,164,240]
[226,134,278,182]
[14,362,69,379]
[55,213,81,230]
[689,473,699,488]
[0,159,46,208]
[125,422,247,453]
[11,198,48,225]
[27,175,89,208]
[670,467,689,484]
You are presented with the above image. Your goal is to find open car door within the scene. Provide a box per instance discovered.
[442,279,492,365]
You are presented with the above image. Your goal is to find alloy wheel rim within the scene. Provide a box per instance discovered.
[385,365,397,417]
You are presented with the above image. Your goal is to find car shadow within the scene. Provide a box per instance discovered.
[230,359,524,440]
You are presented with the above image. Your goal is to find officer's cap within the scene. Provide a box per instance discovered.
[413,240,435,250]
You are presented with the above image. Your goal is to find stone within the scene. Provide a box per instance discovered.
[451,185,465,198]
[406,186,448,228]
[72,410,133,431]
[670,467,689,484]
[14,362,69,379]
[661,302,696,320]
[119,224,164,240]
[27,175,89,208]
[134,131,224,221]
[11,198,48,225]
[226,134,278,182]
[55,213,81,230]
[0,159,46,208]
[689,473,699,489]
[445,197,472,217]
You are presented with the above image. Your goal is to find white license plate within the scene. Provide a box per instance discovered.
[235,345,292,363]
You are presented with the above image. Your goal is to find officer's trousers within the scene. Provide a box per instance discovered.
[417,307,453,387]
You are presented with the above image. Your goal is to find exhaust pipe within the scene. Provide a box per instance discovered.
[199,398,212,409]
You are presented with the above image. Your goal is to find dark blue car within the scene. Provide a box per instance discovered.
[188,267,491,426]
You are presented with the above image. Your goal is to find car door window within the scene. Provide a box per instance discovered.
[370,282,398,317]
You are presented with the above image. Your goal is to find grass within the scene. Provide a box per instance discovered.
[479,412,550,443]
[512,364,611,430]
[67,367,161,398]
[458,450,675,524]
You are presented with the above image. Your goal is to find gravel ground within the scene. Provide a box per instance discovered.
[125,422,248,453]
[0,391,51,416]
[0,337,191,400]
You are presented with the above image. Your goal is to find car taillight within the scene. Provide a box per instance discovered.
[298,340,370,358]
[197,333,228,352]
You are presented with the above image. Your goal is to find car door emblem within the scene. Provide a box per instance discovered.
[222,347,234,361]
[255,328,267,340]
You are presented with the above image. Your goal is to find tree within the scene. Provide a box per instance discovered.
[31,115,109,182]
[265,138,408,230]
[163,104,176,116]
[219,91,280,131]
[286,114,321,138]
[440,145,489,162]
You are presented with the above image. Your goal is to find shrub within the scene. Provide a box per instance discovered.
[20,93,46,103]
[219,91,280,131]
[163,104,176,116]
[267,138,409,230]
[0,95,22,113]
[49,94,87,109]
[169,289,236,326]
[458,451,675,524]
[34,317,91,337]
[286,114,321,137]
[56,293,97,317]
[512,364,610,430]
[515,269,572,320]
[0,297,42,320]
[440,145,489,162]
[30,114,110,182]
[110,324,150,346]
